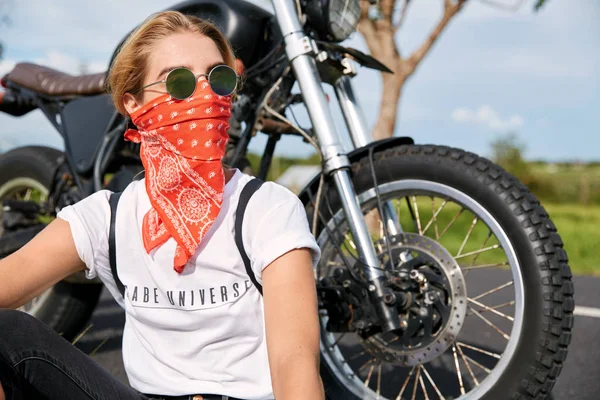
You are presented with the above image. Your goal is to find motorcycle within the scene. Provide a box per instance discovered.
[0,0,573,398]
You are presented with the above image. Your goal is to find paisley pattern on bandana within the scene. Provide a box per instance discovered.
[124,81,231,273]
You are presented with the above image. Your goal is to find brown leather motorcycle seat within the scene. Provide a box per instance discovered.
[6,62,107,97]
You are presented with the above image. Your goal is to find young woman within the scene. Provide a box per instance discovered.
[0,11,324,400]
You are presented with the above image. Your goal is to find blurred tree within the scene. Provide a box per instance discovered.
[490,132,556,201]
[490,132,529,177]
[358,0,549,140]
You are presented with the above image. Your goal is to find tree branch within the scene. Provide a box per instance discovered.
[404,0,466,77]
[357,1,383,58]
[394,0,412,31]
[379,0,396,19]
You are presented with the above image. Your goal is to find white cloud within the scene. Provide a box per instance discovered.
[451,107,474,123]
[87,61,109,74]
[34,51,81,75]
[32,50,106,75]
[451,105,524,131]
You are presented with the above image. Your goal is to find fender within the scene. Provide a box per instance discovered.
[298,136,415,206]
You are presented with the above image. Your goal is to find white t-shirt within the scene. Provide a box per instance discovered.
[57,169,321,399]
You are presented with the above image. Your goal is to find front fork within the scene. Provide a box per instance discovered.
[334,75,402,237]
[272,0,401,332]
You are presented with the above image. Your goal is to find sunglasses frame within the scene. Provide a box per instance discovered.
[140,64,238,100]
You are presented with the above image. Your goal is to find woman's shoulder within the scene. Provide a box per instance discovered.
[58,179,142,219]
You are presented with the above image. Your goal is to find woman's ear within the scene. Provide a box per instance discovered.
[123,93,143,116]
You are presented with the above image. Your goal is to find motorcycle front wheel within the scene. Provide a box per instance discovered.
[307,144,573,400]
[0,146,103,341]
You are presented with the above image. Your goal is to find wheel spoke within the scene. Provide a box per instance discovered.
[461,262,508,271]
[410,196,423,235]
[421,364,444,400]
[471,280,514,301]
[466,230,493,275]
[71,323,93,345]
[457,342,502,359]
[358,358,376,373]
[411,364,421,400]
[453,345,466,395]
[457,342,480,387]
[376,362,383,396]
[332,332,347,347]
[438,208,465,240]
[419,369,430,400]
[467,300,515,316]
[364,361,376,387]
[89,337,110,356]
[456,216,479,257]
[405,197,420,233]
[395,365,416,400]
[454,244,500,260]
[469,307,510,340]
[468,298,514,321]
[422,199,447,238]
[462,353,492,374]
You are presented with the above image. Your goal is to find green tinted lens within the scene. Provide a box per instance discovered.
[165,68,196,100]
[209,65,237,96]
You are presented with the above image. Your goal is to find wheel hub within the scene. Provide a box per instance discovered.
[364,233,468,366]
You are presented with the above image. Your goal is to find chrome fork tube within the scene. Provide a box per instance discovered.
[334,76,402,236]
[272,0,400,331]
[333,75,370,148]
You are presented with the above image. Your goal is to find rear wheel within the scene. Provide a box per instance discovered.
[308,144,573,400]
[0,146,102,340]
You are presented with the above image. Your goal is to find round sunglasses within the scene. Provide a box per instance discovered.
[140,64,238,100]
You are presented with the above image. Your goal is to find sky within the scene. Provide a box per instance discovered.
[0,0,598,161]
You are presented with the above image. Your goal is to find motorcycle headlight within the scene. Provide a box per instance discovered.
[305,0,361,43]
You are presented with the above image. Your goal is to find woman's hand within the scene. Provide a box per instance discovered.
[0,218,86,309]
[262,248,325,400]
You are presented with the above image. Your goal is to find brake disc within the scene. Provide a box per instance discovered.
[365,233,468,366]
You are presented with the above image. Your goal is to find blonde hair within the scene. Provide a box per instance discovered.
[107,11,236,115]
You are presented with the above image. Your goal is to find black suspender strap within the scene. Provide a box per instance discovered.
[108,179,264,299]
[108,191,126,298]
[235,178,264,296]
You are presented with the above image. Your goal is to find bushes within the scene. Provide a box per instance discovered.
[491,133,598,205]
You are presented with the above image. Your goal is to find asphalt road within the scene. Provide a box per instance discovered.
[75,274,600,399]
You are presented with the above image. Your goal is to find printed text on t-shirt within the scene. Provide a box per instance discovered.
[123,279,254,310]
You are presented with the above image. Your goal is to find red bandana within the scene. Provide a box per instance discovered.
[124,81,231,273]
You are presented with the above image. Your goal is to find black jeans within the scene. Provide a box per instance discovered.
[0,309,148,400]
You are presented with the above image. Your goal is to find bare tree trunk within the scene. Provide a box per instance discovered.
[359,0,466,233]
[358,0,467,140]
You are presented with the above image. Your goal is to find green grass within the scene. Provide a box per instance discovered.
[545,203,600,276]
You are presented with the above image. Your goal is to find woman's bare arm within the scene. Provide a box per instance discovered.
[262,248,324,400]
[0,218,86,309]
